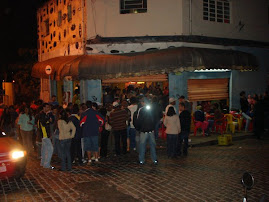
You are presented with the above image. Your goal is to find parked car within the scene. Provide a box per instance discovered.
[0,132,27,179]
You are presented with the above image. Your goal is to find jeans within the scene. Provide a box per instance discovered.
[139,132,157,163]
[41,138,54,168]
[135,131,140,153]
[154,121,160,140]
[107,131,114,154]
[177,131,189,156]
[81,138,85,159]
[60,139,72,171]
[71,138,82,163]
[128,128,137,149]
[100,130,110,157]
[207,120,214,132]
[114,129,127,155]
[242,112,252,131]
[53,135,61,158]
[167,134,178,157]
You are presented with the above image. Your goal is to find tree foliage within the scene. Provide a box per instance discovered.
[7,48,40,105]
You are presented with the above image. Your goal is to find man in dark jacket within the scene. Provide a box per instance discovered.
[134,97,158,165]
[240,91,249,113]
[67,105,83,165]
[38,103,55,169]
[253,97,264,139]
[80,102,104,164]
[152,96,163,140]
[177,102,191,156]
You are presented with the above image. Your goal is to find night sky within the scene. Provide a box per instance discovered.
[0,0,48,70]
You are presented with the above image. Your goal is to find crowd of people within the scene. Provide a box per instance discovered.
[191,90,269,138]
[0,85,268,171]
[240,91,269,139]
[0,88,193,171]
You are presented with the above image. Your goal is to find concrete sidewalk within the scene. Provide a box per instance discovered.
[157,131,256,148]
[188,132,255,147]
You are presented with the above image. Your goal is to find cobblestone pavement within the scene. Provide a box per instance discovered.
[0,138,269,202]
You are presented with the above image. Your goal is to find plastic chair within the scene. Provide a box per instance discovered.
[234,114,243,131]
[213,116,226,135]
[160,115,167,139]
[225,114,239,134]
[192,116,205,137]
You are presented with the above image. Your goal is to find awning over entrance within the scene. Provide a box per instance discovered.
[32,47,258,81]
[102,74,168,84]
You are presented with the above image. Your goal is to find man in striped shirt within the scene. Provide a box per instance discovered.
[109,102,129,156]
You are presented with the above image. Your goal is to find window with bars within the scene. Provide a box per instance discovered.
[203,0,230,23]
[120,0,147,14]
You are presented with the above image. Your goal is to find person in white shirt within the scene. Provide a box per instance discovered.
[164,106,181,158]
[58,110,76,171]
[127,97,138,151]
[165,97,177,115]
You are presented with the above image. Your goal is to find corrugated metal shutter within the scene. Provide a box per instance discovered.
[188,78,229,101]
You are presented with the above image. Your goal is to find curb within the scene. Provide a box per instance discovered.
[190,134,256,148]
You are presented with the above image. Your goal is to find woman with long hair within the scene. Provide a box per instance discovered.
[58,109,76,171]
[17,105,35,154]
[164,106,181,158]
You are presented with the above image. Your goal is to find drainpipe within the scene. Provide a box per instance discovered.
[189,0,192,35]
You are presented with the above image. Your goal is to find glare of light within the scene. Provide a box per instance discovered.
[137,82,145,84]
[11,151,25,159]
[146,105,151,110]
[2,132,6,136]
[12,80,15,83]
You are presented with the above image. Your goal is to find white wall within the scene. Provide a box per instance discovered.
[86,0,269,43]
[86,0,183,39]
[187,0,269,42]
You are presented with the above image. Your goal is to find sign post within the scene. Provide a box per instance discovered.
[45,65,52,100]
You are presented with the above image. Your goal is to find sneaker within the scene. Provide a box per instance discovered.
[139,161,144,165]
[82,159,87,164]
[88,160,92,165]
[153,160,158,165]
[49,166,55,170]
[95,158,99,163]
[133,148,136,151]
[91,156,95,160]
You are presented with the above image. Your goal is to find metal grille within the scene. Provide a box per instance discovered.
[0,152,10,163]
[203,0,230,23]
[120,0,147,14]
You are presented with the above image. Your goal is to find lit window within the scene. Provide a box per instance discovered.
[120,0,147,14]
[68,5,72,21]
[203,0,230,23]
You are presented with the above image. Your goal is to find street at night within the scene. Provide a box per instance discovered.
[1,0,269,201]
[1,137,269,202]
